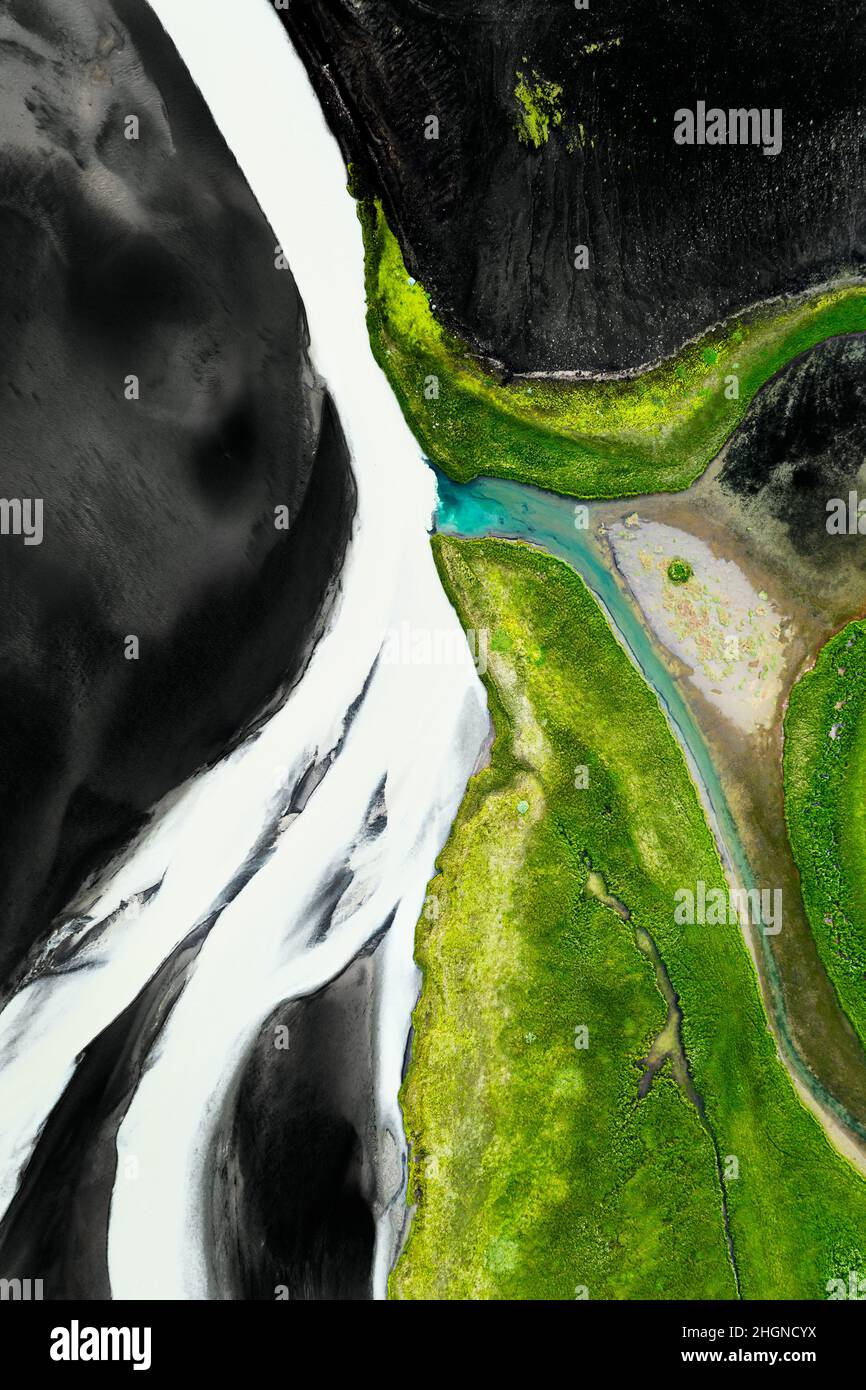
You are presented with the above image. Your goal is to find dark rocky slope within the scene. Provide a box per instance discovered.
[719,334,866,575]
[282,0,866,374]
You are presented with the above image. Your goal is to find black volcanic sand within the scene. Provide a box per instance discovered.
[592,332,866,1138]
[717,334,866,593]
[209,944,384,1301]
[283,0,866,374]
[0,0,355,983]
[0,914,203,1298]
[0,943,382,1301]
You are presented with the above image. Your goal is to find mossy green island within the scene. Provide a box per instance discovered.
[667,557,694,584]
[784,621,866,1051]
[391,538,866,1300]
[359,197,866,499]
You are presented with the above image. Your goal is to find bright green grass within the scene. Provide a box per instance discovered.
[360,199,866,499]
[391,538,866,1299]
[784,621,866,1050]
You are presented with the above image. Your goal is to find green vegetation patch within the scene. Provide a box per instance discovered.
[667,557,694,584]
[784,621,866,1049]
[392,537,866,1299]
[360,198,866,499]
[513,70,564,148]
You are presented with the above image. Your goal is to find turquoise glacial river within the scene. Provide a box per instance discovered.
[433,464,866,1146]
